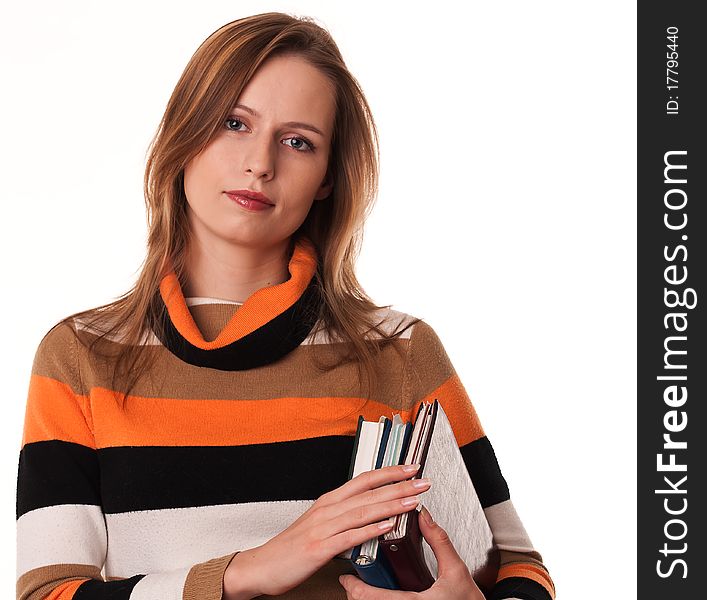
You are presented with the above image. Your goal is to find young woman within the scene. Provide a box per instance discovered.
[16,12,555,600]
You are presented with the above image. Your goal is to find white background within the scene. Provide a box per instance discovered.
[1,1,636,597]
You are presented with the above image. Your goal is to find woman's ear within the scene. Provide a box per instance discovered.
[313,170,333,201]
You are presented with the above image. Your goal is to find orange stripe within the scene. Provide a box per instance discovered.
[497,563,556,599]
[421,373,485,446]
[159,236,317,349]
[22,372,485,452]
[90,388,416,447]
[44,578,90,599]
[22,375,95,449]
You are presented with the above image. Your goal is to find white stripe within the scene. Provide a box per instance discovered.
[184,297,242,306]
[129,567,191,600]
[483,499,536,552]
[104,500,314,578]
[16,504,107,579]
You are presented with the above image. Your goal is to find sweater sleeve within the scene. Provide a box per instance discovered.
[15,321,239,600]
[403,320,556,600]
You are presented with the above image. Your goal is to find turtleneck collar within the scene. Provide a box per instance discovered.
[152,236,323,371]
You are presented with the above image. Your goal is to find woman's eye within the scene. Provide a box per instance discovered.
[225,117,247,131]
[283,137,315,153]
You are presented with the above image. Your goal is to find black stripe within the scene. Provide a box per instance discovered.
[18,436,355,516]
[17,440,101,519]
[73,575,145,599]
[17,435,512,518]
[97,435,355,513]
[489,576,553,600]
[459,436,511,508]
[16,436,354,518]
[154,275,322,370]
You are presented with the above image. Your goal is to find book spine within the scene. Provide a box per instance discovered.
[398,422,413,465]
[347,415,365,480]
[374,418,392,469]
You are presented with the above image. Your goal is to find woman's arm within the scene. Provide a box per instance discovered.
[402,320,556,600]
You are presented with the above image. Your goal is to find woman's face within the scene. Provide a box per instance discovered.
[183,53,335,251]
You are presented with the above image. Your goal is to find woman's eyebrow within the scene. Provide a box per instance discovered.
[233,103,325,136]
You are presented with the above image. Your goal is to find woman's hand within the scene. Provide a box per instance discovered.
[338,505,485,600]
[222,463,431,599]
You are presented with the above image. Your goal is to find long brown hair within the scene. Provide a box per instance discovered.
[55,11,421,407]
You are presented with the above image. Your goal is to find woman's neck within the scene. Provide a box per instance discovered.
[182,238,292,303]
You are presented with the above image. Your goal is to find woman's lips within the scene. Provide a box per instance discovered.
[225,192,275,212]
[225,189,273,203]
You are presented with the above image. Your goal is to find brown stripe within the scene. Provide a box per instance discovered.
[188,303,240,342]
[74,328,410,404]
[403,319,456,401]
[17,563,99,600]
[185,557,356,600]
[31,323,84,395]
[499,548,548,571]
[183,551,238,600]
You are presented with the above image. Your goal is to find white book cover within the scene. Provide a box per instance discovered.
[418,402,499,591]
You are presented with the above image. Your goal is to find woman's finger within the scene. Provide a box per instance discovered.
[339,574,414,599]
[317,496,421,557]
[319,464,421,507]
[418,505,466,578]
[324,515,396,557]
[317,476,431,529]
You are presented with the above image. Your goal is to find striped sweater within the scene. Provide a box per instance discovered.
[16,236,555,600]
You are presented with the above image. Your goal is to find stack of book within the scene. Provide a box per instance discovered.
[345,399,499,593]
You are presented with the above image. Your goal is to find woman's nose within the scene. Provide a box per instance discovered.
[243,136,275,179]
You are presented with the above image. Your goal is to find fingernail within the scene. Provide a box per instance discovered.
[403,463,420,472]
[421,505,434,525]
[412,478,431,489]
[401,495,419,506]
